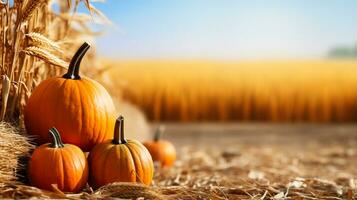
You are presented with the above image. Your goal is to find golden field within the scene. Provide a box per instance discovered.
[102,59,357,122]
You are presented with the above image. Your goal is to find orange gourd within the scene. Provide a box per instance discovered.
[28,127,88,192]
[24,42,116,151]
[143,126,176,167]
[88,116,154,188]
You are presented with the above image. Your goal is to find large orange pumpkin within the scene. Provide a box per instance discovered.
[143,126,176,167]
[28,127,88,192]
[24,42,116,151]
[88,116,154,188]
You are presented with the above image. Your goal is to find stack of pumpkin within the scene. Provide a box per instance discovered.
[24,43,177,193]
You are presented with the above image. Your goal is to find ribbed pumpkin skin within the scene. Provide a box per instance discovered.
[28,143,88,192]
[24,77,116,151]
[88,139,154,188]
[144,140,176,167]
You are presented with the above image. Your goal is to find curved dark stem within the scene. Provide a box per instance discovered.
[154,125,165,142]
[49,127,64,148]
[113,115,127,144]
[62,42,90,80]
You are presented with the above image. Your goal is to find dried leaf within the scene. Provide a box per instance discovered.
[273,192,285,199]
[287,180,306,189]
[0,75,10,121]
[248,170,265,180]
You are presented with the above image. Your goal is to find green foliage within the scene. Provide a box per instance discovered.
[328,44,357,58]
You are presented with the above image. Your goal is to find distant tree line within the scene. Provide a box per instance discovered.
[328,44,357,58]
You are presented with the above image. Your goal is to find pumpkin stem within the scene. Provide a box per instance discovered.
[154,125,165,142]
[113,115,127,144]
[62,42,90,80]
[49,127,64,148]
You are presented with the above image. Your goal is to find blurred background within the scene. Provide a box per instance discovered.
[85,0,357,123]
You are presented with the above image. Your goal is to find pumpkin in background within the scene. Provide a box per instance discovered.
[88,115,154,188]
[24,42,116,151]
[143,126,176,167]
[28,127,88,192]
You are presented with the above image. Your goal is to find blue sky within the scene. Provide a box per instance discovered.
[86,0,357,59]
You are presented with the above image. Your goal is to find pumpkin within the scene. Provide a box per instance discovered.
[88,115,154,188]
[28,127,88,192]
[143,126,176,167]
[24,42,116,151]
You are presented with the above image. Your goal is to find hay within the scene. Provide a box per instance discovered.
[0,122,34,184]
[0,139,356,199]
[114,100,151,141]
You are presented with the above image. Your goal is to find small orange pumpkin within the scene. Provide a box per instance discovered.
[143,126,176,167]
[28,127,88,192]
[24,42,116,151]
[88,116,154,188]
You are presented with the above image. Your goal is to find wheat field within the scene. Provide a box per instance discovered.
[102,59,357,122]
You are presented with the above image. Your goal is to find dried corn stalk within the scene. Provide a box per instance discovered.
[0,0,107,122]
